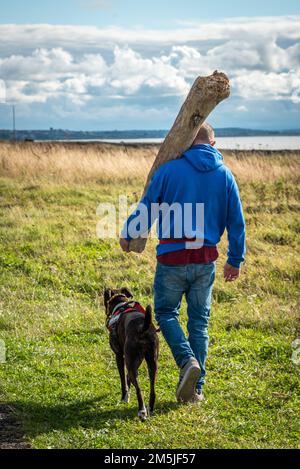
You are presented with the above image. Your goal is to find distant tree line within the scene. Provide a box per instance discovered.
[0,128,299,141]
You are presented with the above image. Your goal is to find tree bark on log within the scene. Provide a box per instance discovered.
[128,70,230,253]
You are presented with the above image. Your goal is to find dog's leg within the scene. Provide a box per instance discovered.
[115,353,129,403]
[126,373,131,388]
[128,368,147,421]
[145,351,158,414]
[124,373,131,403]
[125,343,147,420]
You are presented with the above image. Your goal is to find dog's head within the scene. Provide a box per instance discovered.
[104,287,133,316]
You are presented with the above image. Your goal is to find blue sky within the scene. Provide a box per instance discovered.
[3,0,300,26]
[0,1,300,130]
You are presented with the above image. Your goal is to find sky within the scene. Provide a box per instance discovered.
[0,0,300,130]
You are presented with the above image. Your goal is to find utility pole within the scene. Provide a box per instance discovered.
[12,104,16,141]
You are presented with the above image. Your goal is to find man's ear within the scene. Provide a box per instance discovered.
[121,287,133,299]
[104,288,112,306]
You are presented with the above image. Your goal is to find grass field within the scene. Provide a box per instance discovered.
[0,142,299,448]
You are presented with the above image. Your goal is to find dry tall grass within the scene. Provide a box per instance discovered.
[0,141,299,183]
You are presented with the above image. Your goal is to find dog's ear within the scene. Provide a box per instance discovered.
[121,287,133,299]
[104,288,112,306]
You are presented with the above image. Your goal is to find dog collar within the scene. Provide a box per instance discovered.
[107,301,146,331]
[111,301,127,315]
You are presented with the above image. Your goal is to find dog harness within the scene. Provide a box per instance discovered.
[107,301,146,331]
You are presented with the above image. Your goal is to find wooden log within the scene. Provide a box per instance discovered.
[129,70,230,253]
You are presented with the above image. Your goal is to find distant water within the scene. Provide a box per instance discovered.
[43,136,300,150]
[216,136,300,150]
[95,136,300,150]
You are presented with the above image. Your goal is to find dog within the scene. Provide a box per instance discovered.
[104,287,159,420]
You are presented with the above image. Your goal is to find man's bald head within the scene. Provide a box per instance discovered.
[193,122,215,146]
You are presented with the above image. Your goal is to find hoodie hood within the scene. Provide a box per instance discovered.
[183,144,224,172]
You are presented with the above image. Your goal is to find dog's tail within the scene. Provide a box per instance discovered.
[142,305,152,332]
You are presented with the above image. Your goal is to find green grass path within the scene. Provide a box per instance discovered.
[0,178,299,448]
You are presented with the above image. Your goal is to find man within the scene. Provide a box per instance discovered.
[120,123,246,403]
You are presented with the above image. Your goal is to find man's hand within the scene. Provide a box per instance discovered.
[119,237,130,253]
[224,262,240,282]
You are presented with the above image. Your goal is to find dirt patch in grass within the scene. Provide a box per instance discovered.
[0,404,30,449]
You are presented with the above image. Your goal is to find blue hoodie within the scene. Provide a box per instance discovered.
[122,144,246,268]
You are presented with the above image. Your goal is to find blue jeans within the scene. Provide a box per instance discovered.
[154,262,215,390]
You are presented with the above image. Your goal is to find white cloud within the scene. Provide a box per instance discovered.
[110,46,189,96]
[232,70,300,101]
[237,105,247,112]
[0,16,299,127]
[1,16,300,54]
[0,79,6,103]
[1,46,190,104]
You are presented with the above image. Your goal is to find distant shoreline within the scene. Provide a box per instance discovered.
[1,128,300,144]
[2,139,300,153]
[6,135,300,151]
